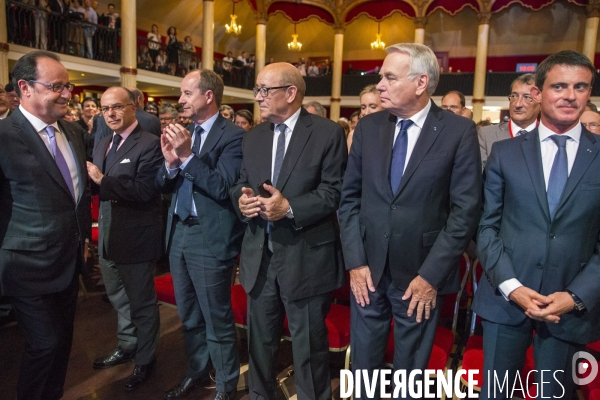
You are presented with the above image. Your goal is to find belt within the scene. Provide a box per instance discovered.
[179,216,199,226]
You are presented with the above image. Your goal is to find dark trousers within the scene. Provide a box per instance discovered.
[99,256,160,365]
[9,275,79,400]
[350,267,442,400]
[169,220,239,392]
[480,319,578,400]
[247,247,332,400]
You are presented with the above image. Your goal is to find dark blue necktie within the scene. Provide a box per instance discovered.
[516,129,527,137]
[547,135,569,219]
[103,133,122,172]
[46,125,75,199]
[176,126,202,220]
[267,123,287,251]
[390,119,414,194]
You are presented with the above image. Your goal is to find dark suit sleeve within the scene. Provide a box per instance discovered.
[180,127,244,202]
[418,121,482,288]
[230,134,250,221]
[476,142,518,288]
[567,238,600,311]
[98,138,163,203]
[339,120,368,269]
[287,124,347,228]
[478,126,487,171]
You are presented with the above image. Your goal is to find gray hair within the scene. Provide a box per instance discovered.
[219,104,234,120]
[385,43,439,96]
[304,101,327,118]
[159,106,178,119]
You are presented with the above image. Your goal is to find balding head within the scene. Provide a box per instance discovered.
[126,86,144,108]
[254,62,305,124]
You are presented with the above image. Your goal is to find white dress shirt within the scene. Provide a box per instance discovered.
[498,121,581,299]
[510,119,538,136]
[20,105,81,201]
[392,100,432,174]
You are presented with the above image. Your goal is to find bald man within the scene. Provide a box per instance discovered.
[231,62,347,400]
[581,110,600,135]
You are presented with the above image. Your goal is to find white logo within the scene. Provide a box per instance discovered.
[572,351,598,386]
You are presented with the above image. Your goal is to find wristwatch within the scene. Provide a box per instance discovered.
[566,290,586,312]
[285,205,294,219]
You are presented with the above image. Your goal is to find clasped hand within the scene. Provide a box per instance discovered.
[238,183,289,221]
[160,123,193,168]
[509,287,575,323]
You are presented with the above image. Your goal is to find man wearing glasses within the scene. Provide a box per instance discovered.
[580,109,600,135]
[0,51,90,400]
[87,87,163,390]
[159,106,179,131]
[479,73,540,170]
[231,62,347,400]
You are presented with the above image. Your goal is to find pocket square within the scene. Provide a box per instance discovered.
[120,159,131,164]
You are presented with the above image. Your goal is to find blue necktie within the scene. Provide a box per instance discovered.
[46,125,75,200]
[547,135,569,219]
[390,119,413,194]
[267,123,287,251]
[176,126,202,220]
[516,129,527,137]
[103,133,122,172]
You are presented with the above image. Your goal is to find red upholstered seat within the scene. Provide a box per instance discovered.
[91,226,98,245]
[282,303,351,351]
[154,274,177,305]
[230,284,248,328]
[587,340,600,354]
[384,326,454,371]
[580,361,600,400]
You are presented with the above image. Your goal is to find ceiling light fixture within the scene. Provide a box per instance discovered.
[225,0,242,35]
[287,23,302,51]
[371,22,385,50]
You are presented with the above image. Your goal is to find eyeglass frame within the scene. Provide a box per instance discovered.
[159,116,176,122]
[582,122,599,130]
[28,80,75,93]
[100,103,135,114]
[441,104,462,111]
[508,93,534,103]
[253,85,292,97]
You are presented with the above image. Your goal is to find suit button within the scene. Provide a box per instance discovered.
[259,244,263,250]
[536,263,543,269]
[549,233,555,239]
[391,206,397,210]
[384,233,388,238]
[74,232,79,237]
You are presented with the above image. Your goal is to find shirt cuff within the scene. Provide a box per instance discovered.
[498,278,523,301]
[178,155,194,171]
[165,164,179,179]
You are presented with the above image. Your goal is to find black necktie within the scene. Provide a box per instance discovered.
[390,119,413,194]
[176,126,202,220]
[547,135,569,220]
[104,134,122,172]
[272,123,287,186]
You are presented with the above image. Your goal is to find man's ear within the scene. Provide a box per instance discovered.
[414,74,429,96]
[286,86,298,104]
[205,89,214,105]
[530,85,542,103]
[18,80,30,98]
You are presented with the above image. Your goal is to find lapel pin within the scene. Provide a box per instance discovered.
[587,149,592,152]
[434,127,437,131]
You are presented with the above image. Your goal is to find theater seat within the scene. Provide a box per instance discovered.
[154,274,177,306]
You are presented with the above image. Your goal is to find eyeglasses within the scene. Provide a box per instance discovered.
[508,94,533,103]
[441,105,461,111]
[100,103,134,114]
[159,117,175,122]
[582,122,599,130]
[252,85,291,97]
[29,80,74,93]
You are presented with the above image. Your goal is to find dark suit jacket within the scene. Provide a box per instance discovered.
[479,122,511,170]
[156,114,245,261]
[230,108,348,301]
[339,102,482,294]
[94,108,161,150]
[92,124,163,264]
[473,127,600,344]
[0,108,90,296]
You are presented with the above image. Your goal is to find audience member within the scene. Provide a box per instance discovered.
[83,0,97,59]
[137,45,154,70]
[159,106,179,130]
[296,58,307,76]
[232,62,347,400]
[145,101,158,116]
[166,26,180,76]
[307,61,319,76]
[441,90,466,115]
[79,97,98,133]
[586,101,598,112]
[0,86,10,119]
[0,50,90,400]
[32,0,49,50]
[98,3,119,61]
[178,108,192,126]
[234,109,253,131]
[349,110,360,131]
[265,57,275,65]
[157,69,244,400]
[147,24,162,65]
[304,100,327,118]
[339,43,481,399]
[321,59,331,75]
[581,110,600,135]
[479,73,540,169]
[155,48,167,73]
[88,86,162,391]
[473,50,600,400]
[347,84,383,150]
[47,0,69,53]
[219,104,234,121]
[223,51,234,71]
[338,119,350,136]
[181,36,195,74]
[68,0,86,57]
[5,83,20,111]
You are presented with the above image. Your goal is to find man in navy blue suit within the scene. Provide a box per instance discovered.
[473,50,600,399]
[156,69,244,400]
[339,43,481,398]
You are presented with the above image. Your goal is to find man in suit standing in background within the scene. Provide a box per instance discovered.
[479,73,540,169]
[339,43,481,399]
[156,69,245,400]
[474,51,600,399]
[0,50,90,400]
[87,87,163,390]
[231,62,347,400]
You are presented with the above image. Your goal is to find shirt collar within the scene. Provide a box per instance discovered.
[396,100,432,129]
[197,111,220,134]
[113,120,138,141]
[510,119,537,134]
[19,105,61,133]
[538,120,581,144]
[276,107,301,133]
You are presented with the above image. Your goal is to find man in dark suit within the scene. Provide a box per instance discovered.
[339,43,481,399]
[93,86,161,149]
[231,62,347,400]
[0,51,90,400]
[156,69,244,400]
[46,0,68,53]
[87,87,163,390]
[473,51,600,399]
[479,73,540,170]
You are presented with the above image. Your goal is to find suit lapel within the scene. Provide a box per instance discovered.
[521,129,551,223]
[275,110,312,191]
[200,115,225,158]
[12,109,74,201]
[379,113,396,199]
[554,129,598,220]
[58,119,86,203]
[259,123,274,184]
[393,103,443,199]
[104,127,141,173]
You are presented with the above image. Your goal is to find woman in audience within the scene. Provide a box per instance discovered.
[32,0,49,50]
[137,45,154,70]
[166,26,179,75]
[234,109,254,132]
[69,0,85,57]
[147,24,161,64]
[347,84,383,150]
[181,35,195,73]
[144,102,159,116]
[78,97,97,134]
[155,48,167,73]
